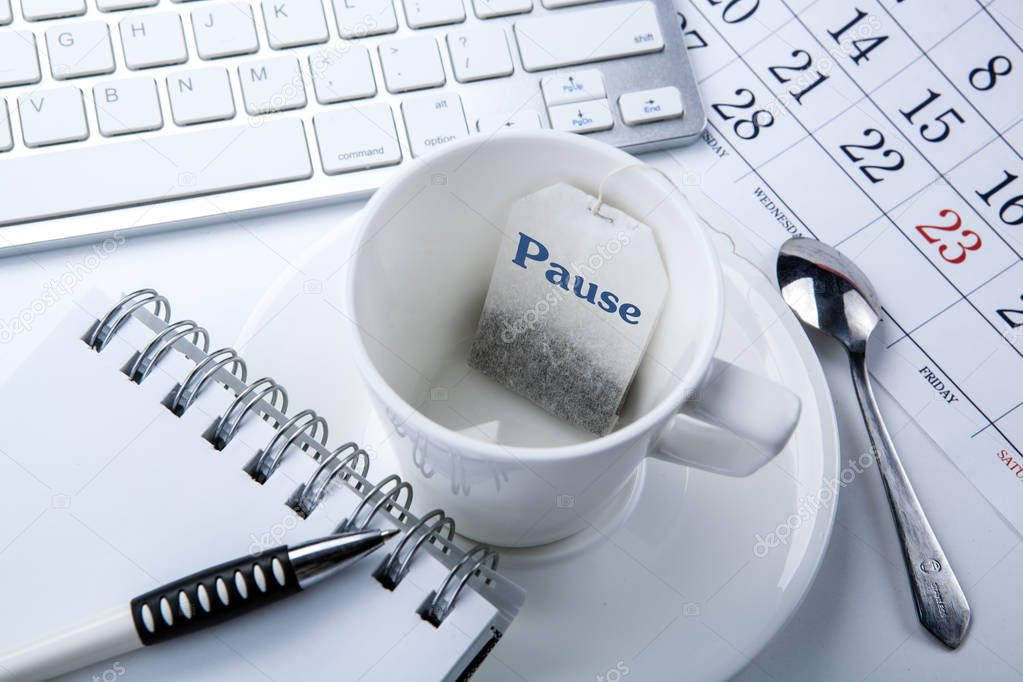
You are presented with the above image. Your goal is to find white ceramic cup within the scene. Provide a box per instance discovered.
[346,131,800,547]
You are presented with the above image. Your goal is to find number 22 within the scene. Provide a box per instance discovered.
[839,128,905,184]
[915,209,982,265]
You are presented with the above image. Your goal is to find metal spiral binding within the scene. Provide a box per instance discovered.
[128,320,210,383]
[419,545,498,627]
[339,474,413,532]
[288,442,371,518]
[247,409,328,484]
[169,348,248,416]
[375,509,455,590]
[86,288,170,351]
[211,377,289,450]
[89,290,507,627]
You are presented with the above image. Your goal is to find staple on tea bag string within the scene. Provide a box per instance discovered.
[588,163,773,284]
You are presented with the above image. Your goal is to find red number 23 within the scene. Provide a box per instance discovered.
[915,209,982,264]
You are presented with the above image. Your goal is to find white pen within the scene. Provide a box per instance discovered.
[0,528,398,682]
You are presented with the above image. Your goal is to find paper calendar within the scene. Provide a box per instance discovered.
[672,0,1023,532]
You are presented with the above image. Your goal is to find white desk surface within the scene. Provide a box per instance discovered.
[0,191,1019,682]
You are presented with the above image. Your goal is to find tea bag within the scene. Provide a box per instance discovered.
[468,183,668,436]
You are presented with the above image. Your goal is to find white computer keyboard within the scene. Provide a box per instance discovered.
[0,0,703,251]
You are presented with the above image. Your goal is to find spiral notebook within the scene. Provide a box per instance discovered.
[0,289,524,682]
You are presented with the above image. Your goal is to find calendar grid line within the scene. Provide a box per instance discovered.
[735,55,917,184]
[694,0,860,118]
[693,18,1017,455]
[693,4,810,88]
[835,179,933,249]
[686,0,1023,538]
[976,0,1023,54]
[937,116,1023,179]
[775,2,1023,266]
[886,258,1021,349]
[972,400,1023,438]
[736,0,998,186]
[836,108,1023,252]
[776,4,1023,353]
[705,120,818,240]
[692,1,1023,368]
[766,5,1023,359]
[882,308,1022,459]
[697,119,1005,448]
[877,0,1023,166]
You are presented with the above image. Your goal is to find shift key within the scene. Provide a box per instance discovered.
[313,104,403,174]
[514,1,663,71]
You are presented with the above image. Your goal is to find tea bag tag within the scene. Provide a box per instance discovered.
[468,183,668,435]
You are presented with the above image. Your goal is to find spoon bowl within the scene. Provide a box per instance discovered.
[777,237,880,355]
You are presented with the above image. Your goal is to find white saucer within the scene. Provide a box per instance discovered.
[237,214,840,681]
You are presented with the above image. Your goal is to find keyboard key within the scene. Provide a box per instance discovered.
[447,26,513,82]
[0,119,313,226]
[404,0,464,28]
[0,32,41,87]
[238,56,306,115]
[0,100,12,151]
[475,109,541,133]
[548,98,612,133]
[192,2,259,59]
[310,47,376,103]
[262,0,328,48]
[18,86,89,147]
[333,0,396,38]
[618,86,682,125]
[94,77,163,135]
[0,0,12,24]
[472,0,530,19]
[541,0,606,6]
[46,22,116,80]
[378,36,445,93]
[541,69,604,105]
[514,1,663,71]
[21,0,85,20]
[313,104,401,174]
[167,67,236,124]
[98,0,158,11]
[401,92,467,157]
[121,13,188,69]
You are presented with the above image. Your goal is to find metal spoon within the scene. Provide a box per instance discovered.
[776,237,970,649]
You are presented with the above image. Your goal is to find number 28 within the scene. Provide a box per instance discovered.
[915,209,982,265]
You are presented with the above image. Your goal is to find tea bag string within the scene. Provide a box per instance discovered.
[589,162,772,283]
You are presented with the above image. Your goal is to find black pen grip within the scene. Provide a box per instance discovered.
[130,546,300,645]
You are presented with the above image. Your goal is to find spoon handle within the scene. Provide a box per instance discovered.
[849,352,970,649]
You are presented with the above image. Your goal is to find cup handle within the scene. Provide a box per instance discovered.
[650,358,801,476]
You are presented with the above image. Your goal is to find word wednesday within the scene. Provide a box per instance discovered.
[512,232,642,324]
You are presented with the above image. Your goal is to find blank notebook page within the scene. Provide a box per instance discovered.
[0,292,500,682]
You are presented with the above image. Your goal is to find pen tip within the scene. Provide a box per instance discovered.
[380,528,400,541]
